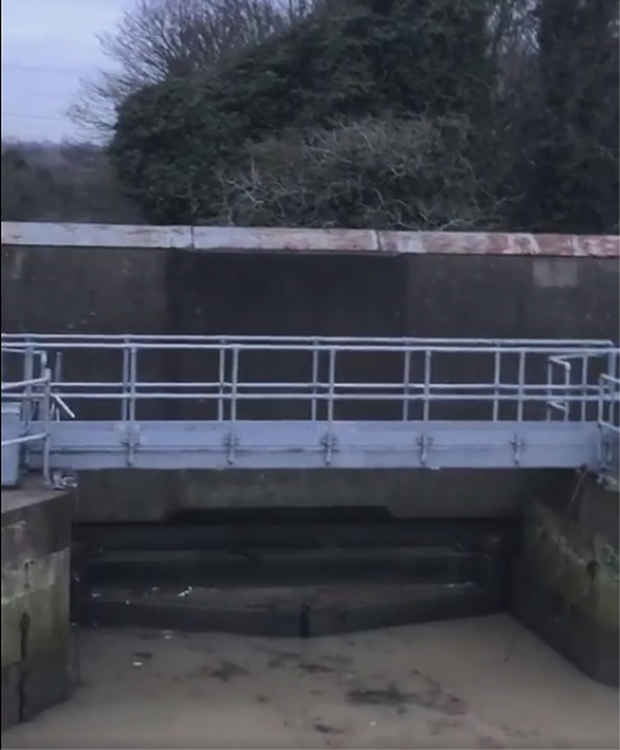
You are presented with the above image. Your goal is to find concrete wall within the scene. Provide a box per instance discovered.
[4,247,617,341]
[2,231,618,522]
[512,480,619,685]
[1,481,74,728]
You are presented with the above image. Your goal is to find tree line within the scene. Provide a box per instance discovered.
[4,0,618,233]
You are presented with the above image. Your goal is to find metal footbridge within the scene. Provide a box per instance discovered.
[1,335,618,486]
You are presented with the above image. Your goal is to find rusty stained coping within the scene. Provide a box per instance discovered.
[1,221,619,257]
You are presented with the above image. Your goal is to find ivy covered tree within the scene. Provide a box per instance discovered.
[107,0,619,233]
[110,0,498,225]
[526,0,619,233]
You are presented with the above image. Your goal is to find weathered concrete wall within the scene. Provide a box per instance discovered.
[512,479,619,685]
[73,468,574,522]
[4,247,617,341]
[1,244,168,335]
[2,234,618,522]
[1,481,74,729]
[404,256,618,340]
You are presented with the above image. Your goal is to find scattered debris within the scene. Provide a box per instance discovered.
[299,663,334,674]
[52,470,78,490]
[209,660,249,682]
[177,586,193,598]
[132,661,143,668]
[314,723,344,735]
[90,591,101,599]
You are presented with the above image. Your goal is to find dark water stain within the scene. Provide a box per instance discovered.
[299,662,335,674]
[348,683,406,707]
[314,723,345,735]
[348,681,467,716]
[210,660,249,682]
[256,694,270,703]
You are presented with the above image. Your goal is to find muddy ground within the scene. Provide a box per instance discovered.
[2,613,618,749]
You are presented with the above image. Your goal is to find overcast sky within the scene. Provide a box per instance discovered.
[2,0,132,143]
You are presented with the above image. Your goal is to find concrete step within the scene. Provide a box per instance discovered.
[81,546,476,587]
[78,581,498,637]
[74,518,512,552]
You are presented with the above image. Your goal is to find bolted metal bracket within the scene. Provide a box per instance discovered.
[224,432,239,465]
[510,434,526,466]
[321,433,338,466]
[417,434,433,467]
[121,424,141,467]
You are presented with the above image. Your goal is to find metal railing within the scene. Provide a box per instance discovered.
[2,335,618,479]
[1,351,53,482]
[2,334,617,423]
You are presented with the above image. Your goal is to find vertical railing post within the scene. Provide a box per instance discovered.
[23,345,34,430]
[327,348,336,424]
[231,347,239,423]
[563,362,570,422]
[580,354,588,422]
[311,339,319,421]
[493,349,500,422]
[607,349,617,430]
[127,345,137,466]
[423,350,431,421]
[129,346,137,424]
[402,348,411,421]
[218,340,226,421]
[121,337,129,421]
[546,359,552,421]
[42,367,52,484]
[224,346,240,465]
[517,351,525,422]
[53,351,63,421]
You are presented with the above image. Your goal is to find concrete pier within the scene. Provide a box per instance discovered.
[1,478,74,730]
[512,478,619,686]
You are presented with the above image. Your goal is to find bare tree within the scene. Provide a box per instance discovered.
[210,116,508,230]
[69,0,321,141]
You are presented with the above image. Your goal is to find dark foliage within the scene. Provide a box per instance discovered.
[1,142,142,223]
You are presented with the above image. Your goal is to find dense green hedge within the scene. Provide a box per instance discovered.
[110,0,619,233]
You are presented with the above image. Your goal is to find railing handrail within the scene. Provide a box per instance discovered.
[2,333,615,346]
[2,340,618,439]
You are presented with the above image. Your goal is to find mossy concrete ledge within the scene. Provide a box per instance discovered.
[1,478,75,730]
[512,479,619,686]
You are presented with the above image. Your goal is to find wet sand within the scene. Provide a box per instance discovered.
[2,613,618,749]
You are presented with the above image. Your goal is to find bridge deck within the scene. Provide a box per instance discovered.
[2,335,618,483]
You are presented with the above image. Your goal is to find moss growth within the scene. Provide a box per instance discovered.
[522,501,618,632]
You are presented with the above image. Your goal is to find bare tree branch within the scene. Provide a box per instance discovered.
[69,0,321,140]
